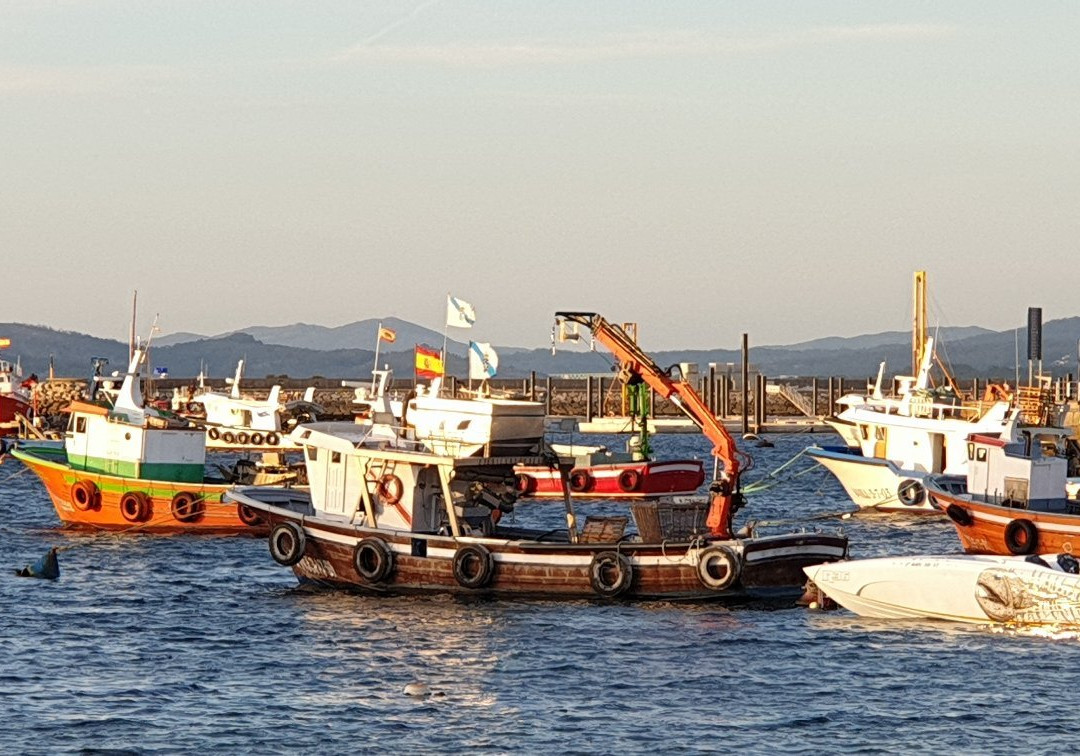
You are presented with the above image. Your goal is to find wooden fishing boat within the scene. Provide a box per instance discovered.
[804,552,1080,625]
[227,424,848,602]
[929,427,1080,555]
[227,313,848,602]
[9,348,285,533]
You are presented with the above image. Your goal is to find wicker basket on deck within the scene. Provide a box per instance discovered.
[631,499,709,543]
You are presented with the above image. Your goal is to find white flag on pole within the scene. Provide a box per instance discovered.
[446,295,476,328]
[469,342,498,380]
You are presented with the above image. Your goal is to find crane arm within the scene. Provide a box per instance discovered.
[555,312,745,537]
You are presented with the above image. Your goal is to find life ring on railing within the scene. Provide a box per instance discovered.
[945,504,973,527]
[170,491,204,523]
[119,491,151,523]
[207,427,221,441]
[250,432,264,446]
[70,480,100,511]
[897,479,925,507]
[452,543,495,589]
[617,469,641,493]
[568,469,593,493]
[353,537,395,583]
[222,431,236,444]
[266,432,280,446]
[514,473,536,495]
[376,474,404,505]
[588,550,633,597]
[237,502,263,527]
[269,522,306,566]
[696,545,740,591]
[236,431,250,445]
[1004,518,1039,555]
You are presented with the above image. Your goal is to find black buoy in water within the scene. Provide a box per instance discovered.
[15,547,60,580]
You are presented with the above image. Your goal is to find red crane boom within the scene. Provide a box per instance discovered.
[555,312,748,537]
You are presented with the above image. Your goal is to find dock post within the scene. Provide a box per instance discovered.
[972,378,979,400]
[585,376,594,423]
[720,375,729,418]
[530,371,537,401]
[827,377,835,416]
[837,377,845,399]
[650,387,656,418]
[598,376,605,417]
[708,364,717,416]
[755,373,765,432]
[545,376,553,415]
[741,333,749,435]
[812,377,819,417]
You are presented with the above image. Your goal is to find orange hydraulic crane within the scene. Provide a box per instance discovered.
[554,312,749,538]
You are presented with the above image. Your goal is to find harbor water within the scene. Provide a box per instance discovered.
[2,432,1078,753]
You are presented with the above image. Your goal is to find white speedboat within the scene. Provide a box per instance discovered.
[804,553,1080,625]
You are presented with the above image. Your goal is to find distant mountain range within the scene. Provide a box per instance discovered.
[3,318,1079,381]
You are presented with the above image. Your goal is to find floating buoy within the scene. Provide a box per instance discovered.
[403,682,430,697]
[15,547,60,580]
[809,600,821,610]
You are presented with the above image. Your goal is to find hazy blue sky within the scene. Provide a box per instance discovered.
[3,1,1078,350]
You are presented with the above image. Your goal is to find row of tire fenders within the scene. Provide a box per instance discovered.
[68,479,264,526]
[267,523,741,598]
[206,428,282,446]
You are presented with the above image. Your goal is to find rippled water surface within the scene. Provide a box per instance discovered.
[3,432,1079,753]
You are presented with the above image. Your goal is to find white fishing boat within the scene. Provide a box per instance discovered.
[804,552,1080,625]
[808,271,1025,513]
[0,355,34,437]
[189,360,318,451]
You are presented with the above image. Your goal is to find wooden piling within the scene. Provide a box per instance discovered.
[741,333,749,435]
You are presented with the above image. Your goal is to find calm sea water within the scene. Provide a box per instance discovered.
[2,432,1078,754]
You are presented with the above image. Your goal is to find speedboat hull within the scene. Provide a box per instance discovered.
[805,554,1080,625]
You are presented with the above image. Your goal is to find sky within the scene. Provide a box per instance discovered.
[2,1,1078,351]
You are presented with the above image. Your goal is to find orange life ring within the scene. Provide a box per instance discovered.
[171,491,204,523]
[568,469,592,493]
[70,480,100,511]
[376,474,404,505]
[617,469,641,493]
[119,491,151,523]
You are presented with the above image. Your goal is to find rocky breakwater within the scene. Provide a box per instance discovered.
[30,379,87,432]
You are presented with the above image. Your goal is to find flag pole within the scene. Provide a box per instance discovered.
[441,293,450,396]
[372,321,382,391]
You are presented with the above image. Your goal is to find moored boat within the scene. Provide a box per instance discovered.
[804,552,1080,625]
[0,355,34,438]
[228,313,849,602]
[929,427,1080,555]
[10,348,283,533]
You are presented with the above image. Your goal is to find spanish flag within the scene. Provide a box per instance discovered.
[0,337,9,349]
[378,327,397,343]
[415,345,444,380]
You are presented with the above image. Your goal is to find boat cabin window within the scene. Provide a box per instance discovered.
[306,446,318,461]
[967,442,974,461]
[976,448,987,462]
[859,424,869,441]
[76,416,87,433]
[331,451,341,463]
[875,427,886,441]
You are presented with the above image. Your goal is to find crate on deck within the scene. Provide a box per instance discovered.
[631,497,710,543]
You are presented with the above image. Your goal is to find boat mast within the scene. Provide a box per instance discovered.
[912,271,927,379]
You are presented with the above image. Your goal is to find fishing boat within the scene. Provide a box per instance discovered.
[9,348,287,533]
[808,271,1029,513]
[928,427,1080,555]
[186,360,318,451]
[804,552,1080,625]
[513,448,705,499]
[0,355,34,438]
[228,313,848,602]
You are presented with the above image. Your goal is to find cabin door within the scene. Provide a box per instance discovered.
[322,452,347,516]
[67,414,91,468]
